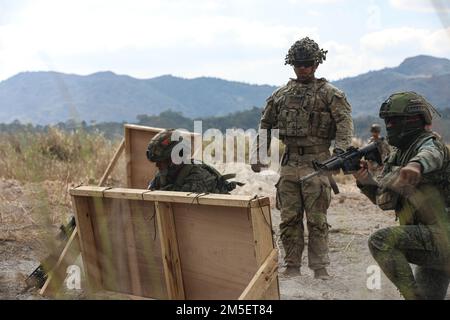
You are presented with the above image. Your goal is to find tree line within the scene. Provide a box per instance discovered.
[2,107,450,142]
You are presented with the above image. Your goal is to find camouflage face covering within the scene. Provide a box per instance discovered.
[285,37,328,66]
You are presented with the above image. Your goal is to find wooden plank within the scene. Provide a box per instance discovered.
[71,196,103,291]
[98,290,155,300]
[125,124,133,188]
[121,199,143,296]
[124,124,165,133]
[69,186,270,208]
[129,200,167,299]
[250,205,280,300]
[70,186,111,197]
[173,203,258,299]
[155,202,185,300]
[238,250,278,300]
[98,138,125,187]
[104,188,148,200]
[144,191,270,208]
[39,227,81,297]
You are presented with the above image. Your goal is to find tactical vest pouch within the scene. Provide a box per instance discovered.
[277,95,310,137]
[376,190,400,211]
[317,112,332,139]
[310,111,320,136]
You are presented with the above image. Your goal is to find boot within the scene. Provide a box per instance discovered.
[314,268,331,280]
[281,266,301,277]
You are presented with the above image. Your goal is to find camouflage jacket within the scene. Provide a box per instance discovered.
[258,78,354,151]
[358,131,450,226]
[149,160,239,194]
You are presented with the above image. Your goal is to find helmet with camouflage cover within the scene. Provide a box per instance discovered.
[146,129,183,162]
[285,37,328,66]
[370,123,381,133]
[379,91,433,125]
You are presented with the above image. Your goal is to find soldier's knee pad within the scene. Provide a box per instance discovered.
[368,228,391,254]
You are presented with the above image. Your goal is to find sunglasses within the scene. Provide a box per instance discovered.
[293,60,315,68]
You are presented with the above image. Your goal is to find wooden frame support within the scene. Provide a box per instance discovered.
[99,138,125,186]
[155,201,185,300]
[238,250,278,300]
[39,227,81,297]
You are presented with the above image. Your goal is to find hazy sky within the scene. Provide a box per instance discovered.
[0,0,449,85]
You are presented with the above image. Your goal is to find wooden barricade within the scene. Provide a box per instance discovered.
[70,187,279,300]
[40,124,279,299]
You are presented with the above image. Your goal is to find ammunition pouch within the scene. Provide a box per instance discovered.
[376,190,400,211]
[277,93,334,140]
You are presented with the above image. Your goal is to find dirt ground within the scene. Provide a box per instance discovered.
[1,164,449,300]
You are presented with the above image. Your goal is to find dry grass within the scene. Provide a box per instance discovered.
[0,127,124,185]
[0,128,125,244]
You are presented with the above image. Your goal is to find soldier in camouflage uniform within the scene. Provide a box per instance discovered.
[252,37,354,279]
[367,123,391,177]
[147,129,241,194]
[354,92,450,299]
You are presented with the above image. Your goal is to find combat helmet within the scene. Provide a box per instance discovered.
[370,123,382,133]
[379,91,434,125]
[285,37,328,66]
[146,129,183,162]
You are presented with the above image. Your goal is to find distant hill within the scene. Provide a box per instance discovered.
[0,55,449,124]
[0,72,274,124]
[334,55,450,117]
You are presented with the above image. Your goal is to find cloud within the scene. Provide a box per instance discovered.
[0,0,320,81]
[360,27,450,56]
[389,0,450,13]
[318,41,386,81]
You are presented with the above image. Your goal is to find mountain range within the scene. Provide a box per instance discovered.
[0,55,449,124]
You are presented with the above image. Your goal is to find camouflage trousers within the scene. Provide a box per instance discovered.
[369,224,450,300]
[276,151,332,270]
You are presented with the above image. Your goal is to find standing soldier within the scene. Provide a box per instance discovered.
[367,123,391,177]
[354,92,450,299]
[252,37,354,279]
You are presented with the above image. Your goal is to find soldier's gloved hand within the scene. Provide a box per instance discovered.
[353,160,373,185]
[392,162,422,189]
[331,148,345,175]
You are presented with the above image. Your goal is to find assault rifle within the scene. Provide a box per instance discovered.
[299,142,382,194]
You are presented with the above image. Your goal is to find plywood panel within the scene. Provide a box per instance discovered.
[250,205,280,299]
[71,196,102,291]
[88,197,167,299]
[125,126,162,189]
[172,203,258,300]
[129,200,167,299]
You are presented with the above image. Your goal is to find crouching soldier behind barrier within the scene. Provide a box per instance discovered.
[146,129,243,194]
[354,92,450,300]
